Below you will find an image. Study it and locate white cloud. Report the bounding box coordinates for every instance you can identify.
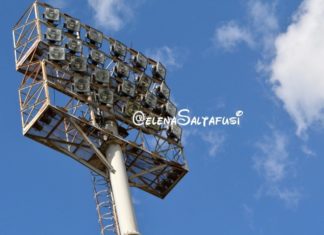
[270,0,324,135]
[145,46,187,69]
[253,130,301,207]
[254,131,289,183]
[183,128,225,157]
[248,0,278,33]
[242,204,255,231]
[301,145,316,157]
[213,0,278,53]
[267,186,302,208]
[87,0,133,31]
[201,131,225,157]
[213,21,254,51]
[248,0,279,54]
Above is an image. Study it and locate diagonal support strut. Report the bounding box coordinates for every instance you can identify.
[69,117,115,173]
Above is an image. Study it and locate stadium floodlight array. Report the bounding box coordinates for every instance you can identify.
[39,5,181,140]
[13,2,188,235]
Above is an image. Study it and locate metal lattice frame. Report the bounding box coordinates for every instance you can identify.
[13,1,188,199]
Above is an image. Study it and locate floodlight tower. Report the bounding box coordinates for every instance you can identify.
[12,1,188,235]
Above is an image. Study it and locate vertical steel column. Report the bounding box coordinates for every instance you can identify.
[105,122,140,235]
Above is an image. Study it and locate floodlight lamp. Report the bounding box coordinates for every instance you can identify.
[164,101,177,117]
[43,7,60,22]
[152,62,166,80]
[48,46,65,61]
[73,75,90,93]
[86,28,103,47]
[167,124,182,142]
[156,82,170,100]
[97,88,114,106]
[64,17,81,33]
[89,49,106,65]
[45,28,63,43]
[118,80,136,97]
[123,101,141,117]
[93,68,110,84]
[66,39,82,53]
[110,40,127,58]
[70,56,87,72]
[143,92,157,109]
[114,62,130,78]
[135,73,151,91]
[132,52,148,69]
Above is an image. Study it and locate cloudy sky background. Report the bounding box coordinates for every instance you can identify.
[1,0,324,234]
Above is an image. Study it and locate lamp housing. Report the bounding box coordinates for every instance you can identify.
[45,28,63,43]
[114,62,130,78]
[156,82,170,100]
[131,52,148,69]
[167,124,182,142]
[118,80,135,97]
[73,75,91,93]
[64,17,81,33]
[93,68,110,84]
[143,92,157,109]
[86,28,103,47]
[70,56,87,72]
[110,40,127,58]
[43,7,60,22]
[89,49,106,65]
[163,101,177,117]
[135,73,151,91]
[97,88,114,106]
[66,39,82,53]
[123,101,141,117]
[48,46,65,61]
[152,62,166,80]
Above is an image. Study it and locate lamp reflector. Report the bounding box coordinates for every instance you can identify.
[168,124,182,141]
[123,101,141,117]
[66,39,82,53]
[93,68,110,84]
[45,28,62,42]
[119,80,135,97]
[44,7,60,22]
[73,75,90,93]
[135,73,152,90]
[89,49,106,65]
[64,17,81,33]
[164,101,177,117]
[143,92,157,108]
[70,56,87,72]
[48,46,65,61]
[156,82,170,99]
[97,88,114,105]
[87,28,103,46]
[114,62,130,78]
[110,40,127,58]
[152,62,166,80]
[132,52,148,69]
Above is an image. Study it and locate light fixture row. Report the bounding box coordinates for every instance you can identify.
[43,7,167,81]
[43,6,181,142]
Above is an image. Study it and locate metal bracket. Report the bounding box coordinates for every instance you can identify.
[69,117,115,173]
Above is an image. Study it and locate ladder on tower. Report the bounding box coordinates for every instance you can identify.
[92,173,121,235]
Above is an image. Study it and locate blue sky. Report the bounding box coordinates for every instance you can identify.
[1,0,324,234]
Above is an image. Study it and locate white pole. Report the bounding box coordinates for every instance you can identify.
[105,123,140,235]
